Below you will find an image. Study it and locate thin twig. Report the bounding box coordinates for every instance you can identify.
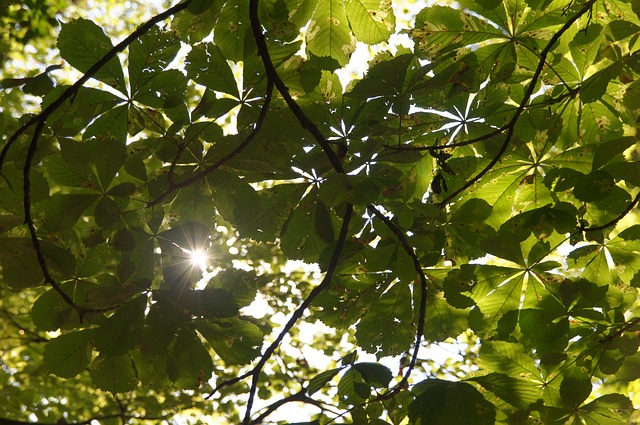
[582,191,640,233]
[205,370,253,400]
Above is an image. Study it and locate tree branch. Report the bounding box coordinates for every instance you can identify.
[366,205,429,396]
[582,191,640,233]
[249,0,345,175]
[147,80,274,207]
[0,0,193,172]
[1,0,194,318]
[242,204,354,424]
[438,0,597,207]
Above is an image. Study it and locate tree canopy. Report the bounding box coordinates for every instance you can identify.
[1,0,640,423]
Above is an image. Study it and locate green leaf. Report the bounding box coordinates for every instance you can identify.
[32,289,73,331]
[206,268,263,307]
[306,0,355,66]
[94,196,120,228]
[57,18,126,91]
[422,297,468,342]
[411,6,508,60]
[44,329,95,378]
[356,281,414,357]
[197,318,262,365]
[94,295,147,355]
[409,380,496,425]
[580,61,623,104]
[166,326,213,389]
[580,394,634,424]
[338,368,370,405]
[132,69,187,109]
[89,354,137,393]
[43,86,120,137]
[353,362,392,388]
[171,5,219,43]
[280,192,329,262]
[41,194,99,231]
[560,376,592,407]
[128,26,181,93]
[307,367,342,395]
[83,104,129,144]
[213,0,249,61]
[469,373,542,409]
[186,43,239,98]
[0,238,45,289]
[345,0,395,45]
[179,288,239,318]
[478,341,541,379]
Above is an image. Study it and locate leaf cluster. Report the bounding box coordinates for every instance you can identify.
[1,0,640,424]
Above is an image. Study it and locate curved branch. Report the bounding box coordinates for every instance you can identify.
[366,205,429,395]
[583,191,640,233]
[147,80,274,207]
[249,389,338,424]
[249,0,344,175]
[0,0,193,172]
[438,0,597,207]
[242,204,354,424]
[205,370,253,400]
[2,0,194,319]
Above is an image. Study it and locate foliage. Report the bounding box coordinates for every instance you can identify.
[1,0,640,424]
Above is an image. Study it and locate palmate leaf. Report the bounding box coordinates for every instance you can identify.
[355,281,414,358]
[345,0,395,45]
[4,0,640,422]
[57,18,126,92]
[447,149,553,230]
[305,0,355,66]
[410,6,509,60]
[44,329,95,378]
[128,26,181,93]
[409,380,496,425]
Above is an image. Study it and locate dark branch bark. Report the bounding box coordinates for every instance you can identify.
[242,204,354,424]
[366,205,429,396]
